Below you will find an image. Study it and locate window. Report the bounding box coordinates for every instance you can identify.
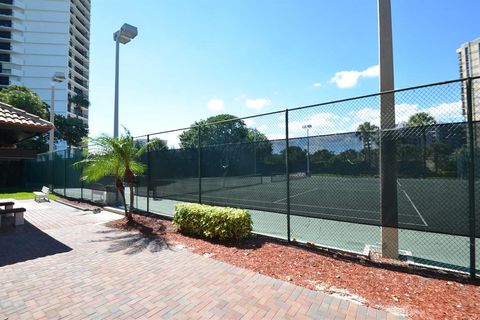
[0,76,9,85]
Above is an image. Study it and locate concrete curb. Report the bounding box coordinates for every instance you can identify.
[103,206,125,216]
[53,199,90,212]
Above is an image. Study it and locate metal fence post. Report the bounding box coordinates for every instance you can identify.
[466,78,476,279]
[198,126,202,204]
[80,165,84,200]
[50,151,54,192]
[285,109,291,242]
[64,149,67,197]
[147,134,150,213]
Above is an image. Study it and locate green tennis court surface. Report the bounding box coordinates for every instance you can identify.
[148,175,475,236]
[55,174,480,275]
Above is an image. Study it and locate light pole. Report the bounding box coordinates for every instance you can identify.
[378,0,398,259]
[302,124,312,176]
[49,72,66,153]
[113,23,138,138]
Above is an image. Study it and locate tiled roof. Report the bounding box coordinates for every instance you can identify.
[0,102,53,132]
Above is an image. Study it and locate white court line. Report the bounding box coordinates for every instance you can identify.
[130,192,428,227]
[401,190,428,227]
[274,187,320,203]
[397,180,428,227]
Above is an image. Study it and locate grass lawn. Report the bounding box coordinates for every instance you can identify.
[0,192,59,201]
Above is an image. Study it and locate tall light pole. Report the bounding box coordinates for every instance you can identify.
[302,124,312,176]
[253,128,257,175]
[378,0,398,259]
[113,23,138,138]
[49,72,66,153]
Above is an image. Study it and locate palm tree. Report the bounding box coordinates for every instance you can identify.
[355,122,379,164]
[74,131,148,221]
[69,94,90,118]
[406,112,437,175]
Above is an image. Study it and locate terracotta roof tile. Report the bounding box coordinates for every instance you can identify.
[0,102,53,132]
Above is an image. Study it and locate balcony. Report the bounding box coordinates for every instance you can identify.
[0,20,24,32]
[0,42,22,54]
[72,65,88,79]
[71,3,89,22]
[72,45,88,59]
[70,15,89,35]
[74,0,90,15]
[72,25,89,41]
[73,76,88,89]
[70,11,89,31]
[73,86,86,96]
[0,67,21,77]
[72,55,88,69]
[0,0,25,9]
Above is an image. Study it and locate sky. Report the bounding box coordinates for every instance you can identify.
[88,0,480,147]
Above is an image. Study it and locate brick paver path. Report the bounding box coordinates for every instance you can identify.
[0,200,403,319]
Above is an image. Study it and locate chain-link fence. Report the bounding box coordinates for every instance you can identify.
[24,77,480,278]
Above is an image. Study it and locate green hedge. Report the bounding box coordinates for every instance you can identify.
[173,203,252,241]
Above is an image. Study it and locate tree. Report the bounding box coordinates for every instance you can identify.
[179,114,268,148]
[406,112,437,175]
[311,149,335,163]
[429,143,451,174]
[54,115,89,153]
[0,85,48,119]
[0,85,50,151]
[134,138,168,152]
[280,146,307,172]
[75,131,152,220]
[355,122,379,164]
[179,114,273,175]
[68,94,90,117]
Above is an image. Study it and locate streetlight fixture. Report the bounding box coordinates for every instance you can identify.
[49,72,66,153]
[113,23,138,138]
[302,124,312,176]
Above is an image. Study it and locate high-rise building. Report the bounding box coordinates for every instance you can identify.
[0,0,90,123]
[457,37,479,121]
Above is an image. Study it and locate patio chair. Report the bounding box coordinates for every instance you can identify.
[0,207,26,227]
[33,186,50,202]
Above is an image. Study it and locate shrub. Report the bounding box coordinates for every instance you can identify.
[173,203,252,241]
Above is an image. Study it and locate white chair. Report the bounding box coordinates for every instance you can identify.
[33,186,50,202]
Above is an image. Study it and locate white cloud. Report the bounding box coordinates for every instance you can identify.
[153,131,181,149]
[243,118,255,127]
[346,100,463,131]
[312,82,322,88]
[266,133,285,140]
[348,108,380,130]
[330,64,379,89]
[207,99,224,111]
[426,101,463,122]
[245,98,271,111]
[282,112,347,137]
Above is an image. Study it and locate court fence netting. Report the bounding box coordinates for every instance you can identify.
[24,77,480,279]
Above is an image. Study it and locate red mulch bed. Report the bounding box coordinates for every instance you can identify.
[106,214,480,320]
[56,197,102,211]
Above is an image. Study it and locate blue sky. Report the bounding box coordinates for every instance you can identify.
[88,0,479,145]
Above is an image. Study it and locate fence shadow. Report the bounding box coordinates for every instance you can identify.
[0,220,72,267]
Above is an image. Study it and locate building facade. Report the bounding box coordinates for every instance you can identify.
[0,0,90,123]
[457,37,480,120]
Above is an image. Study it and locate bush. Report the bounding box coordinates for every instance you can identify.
[173,203,252,241]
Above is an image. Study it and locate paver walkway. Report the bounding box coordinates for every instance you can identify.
[0,200,403,319]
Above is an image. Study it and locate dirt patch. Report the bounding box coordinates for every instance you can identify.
[107,213,480,320]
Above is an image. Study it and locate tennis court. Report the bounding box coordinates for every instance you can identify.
[145,174,473,237]
[50,173,477,274]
